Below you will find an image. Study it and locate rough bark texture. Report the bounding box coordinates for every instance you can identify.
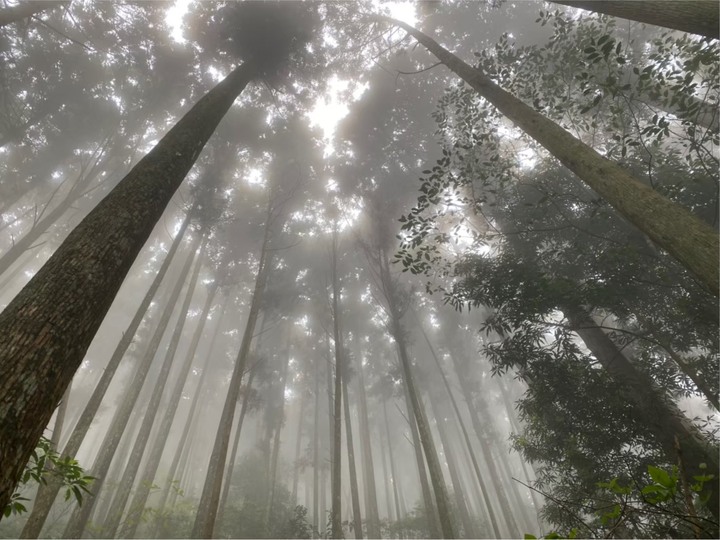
[0,1,68,27]
[119,281,219,539]
[0,61,257,512]
[61,238,201,538]
[566,307,720,521]
[552,0,720,39]
[388,17,719,296]
[191,198,273,538]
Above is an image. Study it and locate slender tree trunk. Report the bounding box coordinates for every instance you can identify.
[330,228,344,539]
[313,356,321,535]
[385,17,719,295]
[291,389,307,506]
[551,0,719,39]
[151,293,230,534]
[354,355,382,539]
[0,60,258,511]
[61,235,202,538]
[120,280,220,538]
[0,1,69,27]
[101,238,207,538]
[216,360,259,529]
[378,427,395,522]
[343,376,363,539]
[400,369,441,538]
[382,400,403,523]
[191,195,274,538]
[565,307,720,520]
[266,340,292,533]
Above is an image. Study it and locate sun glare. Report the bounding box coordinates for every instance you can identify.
[165,0,192,43]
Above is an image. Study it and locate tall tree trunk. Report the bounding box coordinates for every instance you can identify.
[0,60,258,510]
[417,318,502,538]
[120,280,220,538]
[354,354,382,539]
[151,293,230,534]
[330,228,344,539]
[565,307,720,520]
[342,376,363,539]
[551,0,719,39]
[291,389,307,506]
[0,1,69,27]
[382,400,403,523]
[378,427,395,522]
[101,238,207,538]
[313,356,321,535]
[384,17,719,295]
[400,364,441,538]
[61,235,202,538]
[216,360,259,529]
[266,339,292,533]
[191,195,274,538]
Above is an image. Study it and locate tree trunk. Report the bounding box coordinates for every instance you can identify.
[313,356,321,534]
[343,376,363,539]
[354,353,382,539]
[291,389,307,506]
[191,195,273,538]
[551,1,719,39]
[385,17,719,295]
[417,317,502,537]
[151,293,230,535]
[565,307,720,520]
[61,235,202,538]
[0,60,258,512]
[0,1,69,27]
[120,280,220,539]
[330,228,344,539]
[382,400,403,523]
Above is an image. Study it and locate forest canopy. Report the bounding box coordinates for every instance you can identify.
[0,1,717,539]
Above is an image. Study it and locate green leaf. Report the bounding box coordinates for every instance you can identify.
[524,535,537,539]
[648,465,674,488]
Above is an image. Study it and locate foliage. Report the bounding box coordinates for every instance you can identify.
[3,437,93,517]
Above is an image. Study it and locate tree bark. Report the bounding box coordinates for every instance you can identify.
[381,400,403,524]
[313,355,321,534]
[565,307,720,520]
[191,194,273,538]
[330,228,344,539]
[61,235,202,539]
[385,17,719,295]
[0,1,69,28]
[551,1,719,40]
[291,387,307,506]
[343,375,363,539]
[120,280,220,538]
[0,60,257,512]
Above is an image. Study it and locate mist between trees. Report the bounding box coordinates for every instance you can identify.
[0,1,718,539]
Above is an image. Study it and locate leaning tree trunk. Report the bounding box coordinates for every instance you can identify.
[191,199,273,539]
[120,281,220,539]
[565,307,720,521]
[0,60,258,511]
[0,1,69,27]
[384,17,719,296]
[61,236,201,538]
[551,0,719,40]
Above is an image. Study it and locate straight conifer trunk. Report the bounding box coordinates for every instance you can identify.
[0,61,257,511]
[551,0,719,39]
[342,376,363,538]
[120,281,220,539]
[381,401,403,523]
[330,228,344,539]
[192,196,274,538]
[61,236,202,538]
[384,17,719,296]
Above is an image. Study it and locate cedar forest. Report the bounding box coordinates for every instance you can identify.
[0,1,718,539]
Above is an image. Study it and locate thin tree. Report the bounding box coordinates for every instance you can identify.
[550,1,719,40]
[0,3,316,509]
[378,16,719,296]
[342,365,363,538]
[330,225,344,539]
